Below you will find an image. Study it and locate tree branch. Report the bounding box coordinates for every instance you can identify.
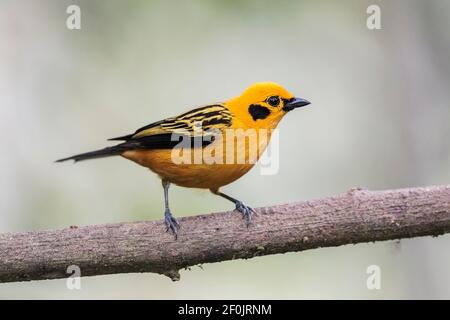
[1,185,450,283]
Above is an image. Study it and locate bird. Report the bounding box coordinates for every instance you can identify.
[56,82,310,237]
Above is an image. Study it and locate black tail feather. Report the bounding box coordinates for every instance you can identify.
[56,132,213,163]
[107,134,133,141]
[55,146,125,163]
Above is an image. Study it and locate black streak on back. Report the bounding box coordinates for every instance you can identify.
[248,104,271,121]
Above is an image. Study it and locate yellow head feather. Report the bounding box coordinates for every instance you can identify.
[225,82,297,129]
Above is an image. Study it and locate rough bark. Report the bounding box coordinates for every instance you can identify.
[0,185,449,283]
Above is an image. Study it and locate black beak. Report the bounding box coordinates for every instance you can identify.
[283,97,311,112]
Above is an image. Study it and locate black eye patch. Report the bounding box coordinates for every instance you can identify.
[248,104,271,121]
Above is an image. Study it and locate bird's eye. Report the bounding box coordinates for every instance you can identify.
[267,96,280,107]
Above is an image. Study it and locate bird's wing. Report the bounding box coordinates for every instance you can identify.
[109,104,233,149]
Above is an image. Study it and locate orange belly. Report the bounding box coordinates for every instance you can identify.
[121,129,272,189]
[122,148,254,189]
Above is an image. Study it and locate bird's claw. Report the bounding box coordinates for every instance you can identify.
[164,210,180,238]
[235,201,255,227]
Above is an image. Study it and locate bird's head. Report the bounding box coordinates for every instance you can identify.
[225,82,310,129]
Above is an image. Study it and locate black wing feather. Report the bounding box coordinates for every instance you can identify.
[57,104,229,162]
[126,133,214,149]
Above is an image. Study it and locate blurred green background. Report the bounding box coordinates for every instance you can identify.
[1,0,450,299]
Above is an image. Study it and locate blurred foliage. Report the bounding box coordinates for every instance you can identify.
[0,0,450,299]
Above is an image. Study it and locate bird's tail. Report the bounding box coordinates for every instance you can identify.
[55,145,127,163]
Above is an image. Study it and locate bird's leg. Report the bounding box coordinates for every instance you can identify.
[162,180,179,237]
[211,189,255,226]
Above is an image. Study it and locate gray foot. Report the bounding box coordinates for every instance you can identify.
[164,210,180,238]
[235,201,255,227]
